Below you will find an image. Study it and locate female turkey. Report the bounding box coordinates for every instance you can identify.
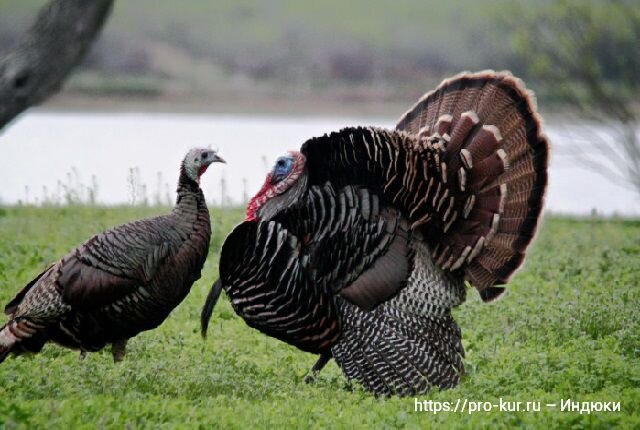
[202,71,549,396]
[0,148,225,363]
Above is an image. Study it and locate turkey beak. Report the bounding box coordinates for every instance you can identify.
[212,153,226,164]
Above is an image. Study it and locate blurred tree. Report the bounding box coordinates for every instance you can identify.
[505,0,640,195]
[0,0,113,132]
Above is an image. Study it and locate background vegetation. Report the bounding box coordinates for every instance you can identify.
[0,206,638,428]
[507,0,640,196]
[0,0,636,111]
[0,0,509,102]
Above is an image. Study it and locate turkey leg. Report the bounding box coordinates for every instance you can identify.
[111,339,128,362]
[303,352,331,384]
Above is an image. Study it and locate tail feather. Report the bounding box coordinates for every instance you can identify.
[397,70,549,299]
[200,279,224,338]
[0,318,49,363]
[0,323,17,363]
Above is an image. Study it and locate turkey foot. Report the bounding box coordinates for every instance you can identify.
[111,339,127,362]
[304,353,331,384]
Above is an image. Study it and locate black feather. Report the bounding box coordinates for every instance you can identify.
[201,279,224,338]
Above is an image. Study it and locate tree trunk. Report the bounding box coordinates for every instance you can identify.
[0,0,114,132]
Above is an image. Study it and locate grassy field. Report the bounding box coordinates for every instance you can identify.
[0,206,638,429]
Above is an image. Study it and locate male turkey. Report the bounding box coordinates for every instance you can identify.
[0,148,225,363]
[202,71,549,396]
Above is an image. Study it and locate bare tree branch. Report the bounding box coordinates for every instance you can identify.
[553,122,640,191]
[566,154,634,190]
[505,1,640,197]
[0,0,114,132]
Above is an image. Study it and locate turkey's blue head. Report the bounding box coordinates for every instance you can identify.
[271,155,294,184]
[246,151,307,221]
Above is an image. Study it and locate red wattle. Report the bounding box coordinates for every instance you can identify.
[246,173,274,221]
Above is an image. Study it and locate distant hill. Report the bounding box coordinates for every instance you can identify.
[0,0,537,111]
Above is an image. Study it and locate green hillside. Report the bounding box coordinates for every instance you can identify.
[0,1,637,114]
[0,0,519,101]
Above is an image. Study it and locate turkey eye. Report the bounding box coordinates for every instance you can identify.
[202,153,209,159]
[277,159,285,167]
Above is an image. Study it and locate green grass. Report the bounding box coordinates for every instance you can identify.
[0,206,638,429]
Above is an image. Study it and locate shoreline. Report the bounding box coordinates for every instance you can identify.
[37,92,573,122]
[41,92,411,118]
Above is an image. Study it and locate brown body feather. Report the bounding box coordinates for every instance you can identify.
[1,167,211,363]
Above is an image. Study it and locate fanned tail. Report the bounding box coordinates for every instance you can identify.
[396,70,549,300]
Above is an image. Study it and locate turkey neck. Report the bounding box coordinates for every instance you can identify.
[173,166,209,223]
[257,171,309,221]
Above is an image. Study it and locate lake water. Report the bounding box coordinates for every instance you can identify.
[0,111,639,216]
